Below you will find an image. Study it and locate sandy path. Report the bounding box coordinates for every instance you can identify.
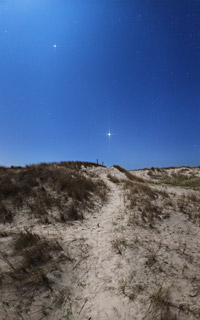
[0,169,135,320]
[70,175,132,320]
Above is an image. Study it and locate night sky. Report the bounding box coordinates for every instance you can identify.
[0,0,199,169]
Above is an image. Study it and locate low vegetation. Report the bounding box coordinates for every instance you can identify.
[113,165,145,183]
[147,287,176,320]
[146,167,200,190]
[0,161,108,225]
[107,174,120,184]
[176,193,200,223]
[123,181,170,228]
[163,174,200,189]
[0,229,73,319]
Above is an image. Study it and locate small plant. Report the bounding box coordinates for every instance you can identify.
[111,237,127,255]
[0,204,14,224]
[60,203,82,222]
[148,287,175,319]
[146,251,158,267]
[21,269,52,292]
[119,279,145,301]
[14,231,62,271]
[119,279,127,295]
[64,310,73,319]
[14,230,40,251]
[188,192,199,202]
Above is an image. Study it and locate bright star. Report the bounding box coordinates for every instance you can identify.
[53,44,57,48]
[107,131,112,138]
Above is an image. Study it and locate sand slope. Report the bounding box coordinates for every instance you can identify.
[0,165,200,319]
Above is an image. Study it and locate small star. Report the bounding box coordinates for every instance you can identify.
[53,44,57,48]
[106,131,112,139]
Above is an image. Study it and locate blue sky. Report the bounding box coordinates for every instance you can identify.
[0,0,199,169]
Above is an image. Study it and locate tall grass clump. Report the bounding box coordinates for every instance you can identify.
[113,165,144,183]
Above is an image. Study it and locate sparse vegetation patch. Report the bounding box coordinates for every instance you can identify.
[0,162,108,225]
[113,165,145,183]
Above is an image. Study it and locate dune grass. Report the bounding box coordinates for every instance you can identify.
[0,162,108,224]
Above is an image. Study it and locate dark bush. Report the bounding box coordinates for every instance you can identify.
[15,230,40,251]
[60,203,82,222]
[0,204,14,223]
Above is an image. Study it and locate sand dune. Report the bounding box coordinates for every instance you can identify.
[0,163,200,319]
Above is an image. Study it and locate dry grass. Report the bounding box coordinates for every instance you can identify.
[163,174,200,189]
[13,230,63,268]
[0,230,67,302]
[0,162,108,224]
[147,287,177,320]
[120,281,145,301]
[176,193,200,223]
[14,230,40,251]
[187,192,199,202]
[0,226,85,319]
[111,237,127,255]
[146,168,200,190]
[124,178,172,228]
[56,161,106,169]
[60,202,83,222]
[113,165,144,183]
[0,203,15,223]
[107,174,120,184]
[145,250,158,267]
